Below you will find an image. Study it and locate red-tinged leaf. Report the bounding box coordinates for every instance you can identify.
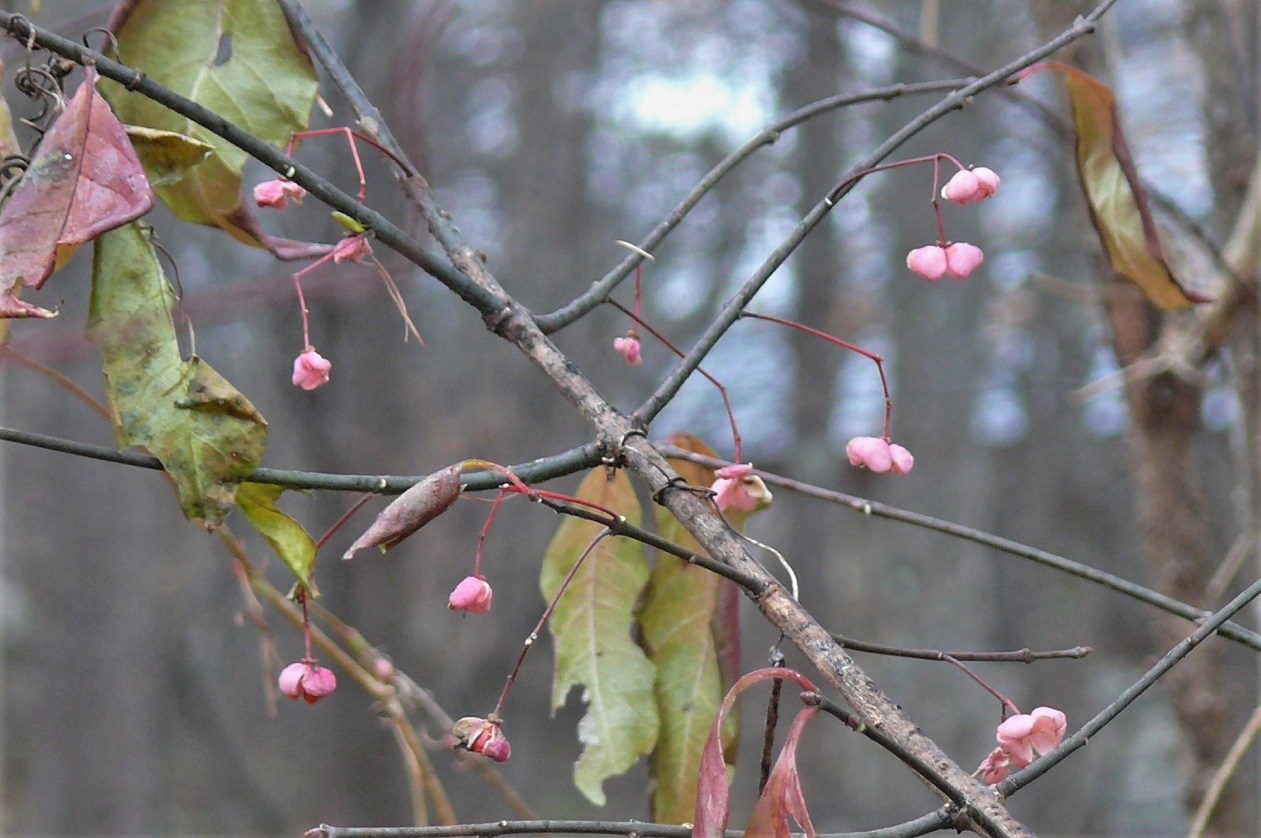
[105,0,324,260]
[744,707,819,838]
[342,464,464,559]
[641,432,741,824]
[693,667,818,838]
[0,67,154,318]
[1027,61,1211,310]
[541,468,657,805]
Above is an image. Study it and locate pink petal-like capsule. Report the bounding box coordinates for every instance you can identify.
[944,242,984,278]
[448,575,494,614]
[941,169,983,204]
[613,335,642,366]
[889,443,914,475]
[906,245,949,281]
[292,348,332,390]
[254,179,306,209]
[1027,706,1067,755]
[997,708,1065,768]
[978,746,1010,784]
[333,234,373,263]
[846,436,892,473]
[971,166,1000,198]
[711,463,773,513]
[278,660,337,704]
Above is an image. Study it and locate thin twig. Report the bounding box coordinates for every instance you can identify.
[634,3,1119,426]
[834,634,1092,663]
[659,443,1261,653]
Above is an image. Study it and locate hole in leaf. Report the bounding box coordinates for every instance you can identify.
[213,33,233,67]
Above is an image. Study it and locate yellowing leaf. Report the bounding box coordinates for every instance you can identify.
[105,0,326,259]
[87,222,266,528]
[237,482,318,594]
[1036,61,1211,310]
[540,468,657,805]
[125,127,214,186]
[640,432,740,824]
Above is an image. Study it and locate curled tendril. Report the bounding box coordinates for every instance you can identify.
[13,64,65,141]
[81,27,119,59]
[0,154,30,208]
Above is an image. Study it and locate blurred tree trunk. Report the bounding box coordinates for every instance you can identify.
[1032,3,1254,833]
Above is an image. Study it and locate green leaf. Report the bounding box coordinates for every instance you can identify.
[639,432,740,824]
[237,482,318,594]
[87,222,267,528]
[104,0,324,258]
[1038,61,1211,310]
[125,127,214,187]
[540,468,657,805]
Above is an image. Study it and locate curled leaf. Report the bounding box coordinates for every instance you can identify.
[693,667,817,838]
[88,222,266,528]
[743,707,819,838]
[124,126,213,186]
[1025,61,1211,310]
[342,464,464,559]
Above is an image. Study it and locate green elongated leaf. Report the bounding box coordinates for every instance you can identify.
[1034,61,1211,310]
[88,222,267,528]
[105,0,325,259]
[640,432,741,824]
[541,468,657,805]
[237,482,317,594]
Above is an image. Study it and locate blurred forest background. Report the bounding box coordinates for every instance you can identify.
[2,0,1258,835]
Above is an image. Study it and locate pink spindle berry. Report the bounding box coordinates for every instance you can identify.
[978,746,1011,784]
[333,234,373,264]
[711,463,773,513]
[846,437,915,475]
[278,660,337,704]
[292,348,332,390]
[846,436,892,473]
[448,575,494,614]
[906,245,949,281]
[614,334,642,366]
[941,167,1000,204]
[996,706,1067,768]
[944,242,984,279]
[452,716,512,762]
[254,179,306,209]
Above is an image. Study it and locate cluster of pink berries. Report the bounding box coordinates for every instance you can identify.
[255,178,382,392]
[977,706,1067,784]
[906,166,1000,282]
[845,437,914,475]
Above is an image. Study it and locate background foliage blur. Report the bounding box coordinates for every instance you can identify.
[2,0,1256,834]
